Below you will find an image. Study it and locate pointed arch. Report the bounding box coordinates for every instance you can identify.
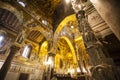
[60,36,77,64]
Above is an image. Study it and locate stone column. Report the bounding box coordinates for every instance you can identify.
[0,45,19,80]
[75,45,84,73]
[90,0,120,40]
[46,53,55,80]
[76,10,107,66]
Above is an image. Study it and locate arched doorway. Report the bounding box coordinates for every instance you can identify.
[55,37,77,75]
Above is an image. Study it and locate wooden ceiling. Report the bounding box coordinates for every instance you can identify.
[27,0,61,16]
[0,8,21,34]
[27,30,44,43]
[25,0,61,21]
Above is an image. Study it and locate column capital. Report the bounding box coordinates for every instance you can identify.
[10,44,20,54]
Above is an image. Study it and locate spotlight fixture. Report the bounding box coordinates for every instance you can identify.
[65,0,71,4]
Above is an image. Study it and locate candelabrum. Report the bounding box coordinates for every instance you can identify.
[71,0,117,80]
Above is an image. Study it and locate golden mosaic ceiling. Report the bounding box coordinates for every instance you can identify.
[57,38,71,55]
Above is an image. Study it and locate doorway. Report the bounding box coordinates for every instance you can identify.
[19,73,29,80]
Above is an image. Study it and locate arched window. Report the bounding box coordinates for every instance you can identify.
[0,30,7,50]
[22,44,32,58]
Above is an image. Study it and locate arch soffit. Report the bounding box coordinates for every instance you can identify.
[54,14,76,39]
[54,14,77,46]
[59,36,77,64]
[39,41,48,58]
